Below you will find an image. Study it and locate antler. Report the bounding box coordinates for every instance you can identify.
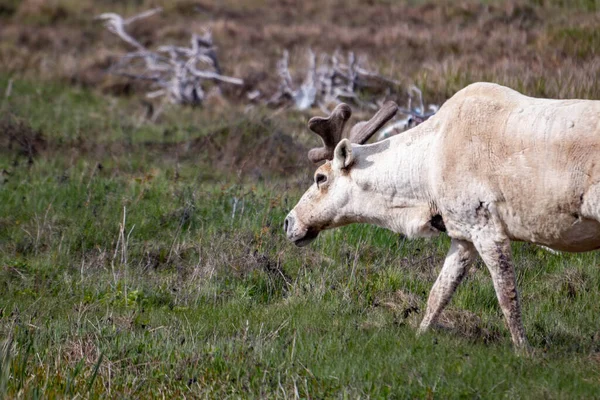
[348,101,398,144]
[307,103,352,163]
[307,101,398,163]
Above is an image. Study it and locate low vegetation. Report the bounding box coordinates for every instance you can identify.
[1,0,600,397]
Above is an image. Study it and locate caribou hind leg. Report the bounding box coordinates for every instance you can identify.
[418,239,476,333]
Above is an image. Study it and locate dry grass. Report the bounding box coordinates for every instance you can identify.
[437,308,503,344]
[1,0,599,104]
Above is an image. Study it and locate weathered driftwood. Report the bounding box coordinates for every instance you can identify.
[269,50,438,138]
[98,10,436,123]
[97,8,243,106]
[268,49,405,113]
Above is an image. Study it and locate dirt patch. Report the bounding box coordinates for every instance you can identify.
[0,114,47,165]
[373,289,423,328]
[549,268,591,299]
[129,117,311,178]
[0,108,310,178]
[194,119,309,177]
[380,289,421,312]
[438,308,502,344]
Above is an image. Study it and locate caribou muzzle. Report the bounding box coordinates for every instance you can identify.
[284,212,319,247]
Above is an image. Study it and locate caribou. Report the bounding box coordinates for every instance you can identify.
[284,82,600,350]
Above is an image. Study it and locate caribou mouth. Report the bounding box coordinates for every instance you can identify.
[292,230,319,247]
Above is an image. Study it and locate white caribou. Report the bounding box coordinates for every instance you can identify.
[284,82,600,350]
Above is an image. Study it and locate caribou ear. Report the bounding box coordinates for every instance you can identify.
[332,139,354,170]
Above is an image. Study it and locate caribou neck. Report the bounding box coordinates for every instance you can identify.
[349,124,439,237]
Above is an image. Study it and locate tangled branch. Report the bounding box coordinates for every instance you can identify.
[97,8,438,132]
[377,85,439,140]
[269,49,403,113]
[97,8,243,106]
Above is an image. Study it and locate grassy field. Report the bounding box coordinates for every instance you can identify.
[2,0,600,398]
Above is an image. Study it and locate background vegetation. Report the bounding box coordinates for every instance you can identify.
[1,0,600,398]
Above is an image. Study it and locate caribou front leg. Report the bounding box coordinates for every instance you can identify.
[473,236,529,351]
[418,239,476,333]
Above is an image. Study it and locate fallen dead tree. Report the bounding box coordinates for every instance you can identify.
[97,8,437,133]
[268,49,438,138]
[97,8,243,106]
[268,49,403,112]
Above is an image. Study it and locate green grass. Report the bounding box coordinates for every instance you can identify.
[551,26,600,60]
[1,75,600,398]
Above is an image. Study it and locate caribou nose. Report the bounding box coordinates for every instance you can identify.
[284,215,294,235]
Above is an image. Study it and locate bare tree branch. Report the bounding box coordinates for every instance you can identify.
[269,49,410,113]
[99,8,243,107]
[378,85,438,140]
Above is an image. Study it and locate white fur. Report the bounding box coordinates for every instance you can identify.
[285,82,600,350]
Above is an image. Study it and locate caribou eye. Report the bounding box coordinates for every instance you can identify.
[315,173,327,187]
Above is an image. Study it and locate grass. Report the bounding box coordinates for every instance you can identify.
[2,0,600,103]
[1,0,600,397]
[1,74,600,398]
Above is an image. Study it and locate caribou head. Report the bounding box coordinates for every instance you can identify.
[284,102,400,246]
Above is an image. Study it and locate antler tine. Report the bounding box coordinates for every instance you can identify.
[348,101,398,144]
[307,103,352,163]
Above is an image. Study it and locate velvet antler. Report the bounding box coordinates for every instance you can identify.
[348,101,398,144]
[307,103,352,163]
[307,101,398,163]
